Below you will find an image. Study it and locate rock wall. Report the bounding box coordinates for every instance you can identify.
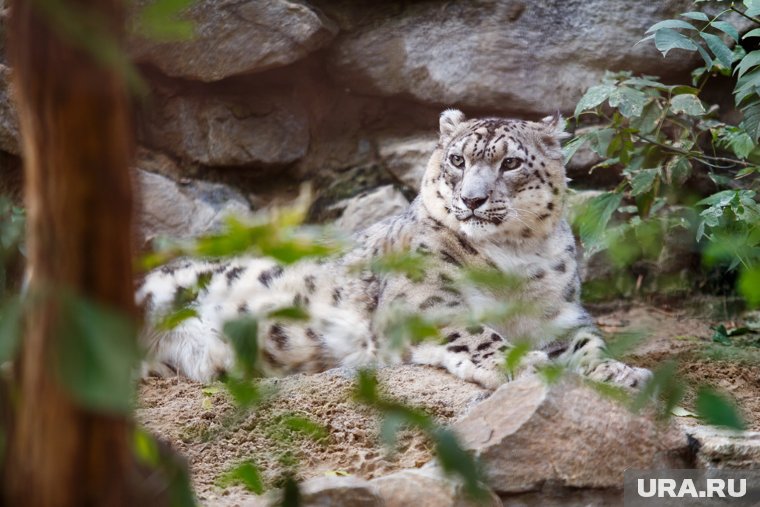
[0,0,711,273]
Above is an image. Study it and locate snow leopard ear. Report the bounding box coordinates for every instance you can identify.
[539,111,571,142]
[439,109,465,140]
[534,111,569,160]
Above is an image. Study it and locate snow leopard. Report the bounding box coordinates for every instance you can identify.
[137,109,651,390]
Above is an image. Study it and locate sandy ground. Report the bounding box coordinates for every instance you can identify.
[137,304,760,504]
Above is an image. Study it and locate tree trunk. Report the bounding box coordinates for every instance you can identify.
[4,1,141,505]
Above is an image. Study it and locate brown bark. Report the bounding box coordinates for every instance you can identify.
[4,1,142,505]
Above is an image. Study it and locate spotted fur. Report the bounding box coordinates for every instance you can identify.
[137,110,650,389]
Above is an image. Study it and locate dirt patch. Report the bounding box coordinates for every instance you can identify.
[596,304,760,431]
[136,365,487,504]
[137,304,760,504]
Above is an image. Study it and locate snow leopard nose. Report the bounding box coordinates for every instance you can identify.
[462,195,488,210]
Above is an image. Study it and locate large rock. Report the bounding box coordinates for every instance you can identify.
[297,476,381,507]
[130,0,338,82]
[140,87,309,167]
[377,134,436,192]
[136,151,254,241]
[0,64,19,155]
[686,425,760,469]
[453,374,691,493]
[326,0,700,113]
[371,465,501,507]
[334,185,409,233]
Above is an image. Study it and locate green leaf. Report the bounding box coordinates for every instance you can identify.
[136,0,195,42]
[746,0,760,17]
[576,192,623,255]
[743,28,760,39]
[563,136,588,165]
[57,294,139,414]
[696,45,714,69]
[608,87,649,118]
[655,28,699,57]
[665,157,692,185]
[735,50,760,78]
[729,131,754,159]
[223,318,258,376]
[712,324,732,345]
[370,251,428,282]
[738,265,760,307]
[219,461,265,494]
[701,32,733,68]
[646,19,697,33]
[741,100,760,140]
[632,101,663,135]
[133,428,161,467]
[157,307,199,331]
[587,128,615,157]
[268,306,310,321]
[681,11,709,22]
[574,84,616,116]
[431,428,485,500]
[670,94,706,116]
[710,21,739,42]
[222,375,261,407]
[631,168,660,196]
[695,387,746,430]
[504,341,530,378]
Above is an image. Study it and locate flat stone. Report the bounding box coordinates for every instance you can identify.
[453,374,691,493]
[371,465,501,507]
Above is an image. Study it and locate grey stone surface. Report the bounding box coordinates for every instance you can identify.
[130,0,338,82]
[377,134,437,191]
[334,185,409,233]
[685,424,760,469]
[371,465,501,507]
[453,374,691,493]
[136,151,253,241]
[326,0,700,113]
[141,88,309,167]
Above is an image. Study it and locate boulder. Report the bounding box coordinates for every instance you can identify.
[136,151,253,241]
[140,88,309,167]
[326,0,701,114]
[377,134,436,192]
[371,465,501,507]
[297,476,381,507]
[0,64,19,155]
[130,0,338,82]
[685,424,760,469]
[453,374,691,493]
[334,185,409,233]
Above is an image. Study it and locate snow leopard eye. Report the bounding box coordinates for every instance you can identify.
[501,157,523,172]
[449,154,465,169]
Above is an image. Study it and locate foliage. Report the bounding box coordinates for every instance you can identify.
[568,1,760,305]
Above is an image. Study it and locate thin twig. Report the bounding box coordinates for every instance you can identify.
[730,6,760,26]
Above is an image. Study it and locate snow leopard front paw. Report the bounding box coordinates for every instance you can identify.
[506,350,551,381]
[588,360,652,389]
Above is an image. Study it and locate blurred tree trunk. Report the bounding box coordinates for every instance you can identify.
[4,1,140,505]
